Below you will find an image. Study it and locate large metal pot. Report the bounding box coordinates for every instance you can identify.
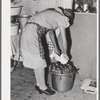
[51,72,76,92]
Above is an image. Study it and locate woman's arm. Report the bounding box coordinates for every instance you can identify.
[59,26,69,61]
[59,26,67,54]
[49,30,60,55]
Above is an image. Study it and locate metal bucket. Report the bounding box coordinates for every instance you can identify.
[11,6,23,16]
[51,72,76,92]
[11,23,19,35]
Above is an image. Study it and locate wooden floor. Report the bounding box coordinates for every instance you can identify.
[11,67,96,100]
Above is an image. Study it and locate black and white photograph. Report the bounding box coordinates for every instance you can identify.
[1,0,99,100]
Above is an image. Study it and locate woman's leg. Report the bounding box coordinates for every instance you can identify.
[34,68,47,90]
[34,67,56,95]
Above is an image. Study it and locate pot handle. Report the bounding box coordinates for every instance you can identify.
[59,76,62,80]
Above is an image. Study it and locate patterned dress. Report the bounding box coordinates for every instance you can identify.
[21,9,70,69]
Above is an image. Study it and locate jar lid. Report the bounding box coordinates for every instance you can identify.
[18,14,32,18]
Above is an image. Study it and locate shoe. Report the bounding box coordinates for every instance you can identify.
[35,85,56,95]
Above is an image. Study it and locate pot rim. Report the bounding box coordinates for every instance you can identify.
[11,23,19,26]
[51,72,76,76]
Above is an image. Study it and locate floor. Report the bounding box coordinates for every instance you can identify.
[11,67,97,100]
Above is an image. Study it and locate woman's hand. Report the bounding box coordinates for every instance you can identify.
[61,54,69,61]
[60,53,69,64]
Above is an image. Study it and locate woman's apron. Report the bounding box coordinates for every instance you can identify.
[21,22,50,69]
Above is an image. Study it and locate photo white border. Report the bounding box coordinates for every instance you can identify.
[2,0,10,100]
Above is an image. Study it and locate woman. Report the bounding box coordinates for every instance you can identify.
[21,8,73,95]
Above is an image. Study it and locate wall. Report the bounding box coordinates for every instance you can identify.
[70,13,97,79]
